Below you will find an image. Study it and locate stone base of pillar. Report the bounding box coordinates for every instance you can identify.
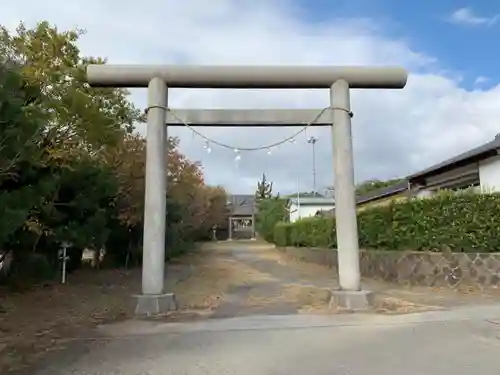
[133,293,178,316]
[329,290,374,311]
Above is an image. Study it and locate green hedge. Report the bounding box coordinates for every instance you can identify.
[274,191,500,252]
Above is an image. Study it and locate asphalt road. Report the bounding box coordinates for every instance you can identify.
[34,304,500,375]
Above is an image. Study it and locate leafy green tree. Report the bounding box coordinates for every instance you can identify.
[0,62,48,248]
[255,173,273,199]
[255,197,288,242]
[0,21,142,154]
[0,61,45,182]
[0,23,138,276]
[0,20,236,281]
[47,158,118,250]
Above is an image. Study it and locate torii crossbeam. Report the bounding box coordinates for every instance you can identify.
[87,65,408,315]
[165,109,332,127]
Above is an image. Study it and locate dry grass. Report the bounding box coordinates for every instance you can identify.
[0,268,141,373]
[250,282,443,315]
[256,247,334,277]
[281,284,331,307]
[242,283,332,313]
[229,247,443,315]
[374,296,443,315]
[259,246,498,312]
[170,253,276,311]
[250,246,291,264]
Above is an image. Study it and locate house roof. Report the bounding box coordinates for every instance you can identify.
[356,179,409,205]
[227,194,255,216]
[318,180,409,217]
[408,136,500,181]
[289,197,335,206]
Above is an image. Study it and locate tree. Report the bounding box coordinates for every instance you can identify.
[255,173,273,199]
[355,178,405,196]
[198,185,229,234]
[255,196,288,242]
[0,62,52,248]
[0,20,234,280]
[0,21,142,275]
[166,138,205,237]
[0,21,142,156]
[0,61,45,182]
[103,133,146,229]
[0,63,114,277]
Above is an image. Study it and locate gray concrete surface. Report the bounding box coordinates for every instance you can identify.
[33,304,500,374]
[330,289,375,310]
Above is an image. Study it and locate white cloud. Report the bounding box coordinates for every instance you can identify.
[447,7,499,27]
[474,76,489,86]
[2,0,500,195]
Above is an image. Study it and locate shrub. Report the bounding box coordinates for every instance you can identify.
[273,191,500,253]
[8,253,56,286]
[255,197,288,242]
[289,216,335,248]
[274,222,292,246]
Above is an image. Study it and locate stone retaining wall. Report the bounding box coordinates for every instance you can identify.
[277,246,500,290]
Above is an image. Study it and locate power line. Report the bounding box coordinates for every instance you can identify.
[167,107,329,152]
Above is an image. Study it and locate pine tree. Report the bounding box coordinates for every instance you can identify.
[255,173,273,199]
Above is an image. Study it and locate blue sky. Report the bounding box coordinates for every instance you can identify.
[297,0,500,89]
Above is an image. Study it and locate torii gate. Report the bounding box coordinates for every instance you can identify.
[86,65,407,315]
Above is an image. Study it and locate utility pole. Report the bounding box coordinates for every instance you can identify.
[297,174,301,220]
[307,136,318,195]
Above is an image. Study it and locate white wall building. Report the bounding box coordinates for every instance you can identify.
[409,136,500,196]
[288,197,335,223]
[478,155,500,192]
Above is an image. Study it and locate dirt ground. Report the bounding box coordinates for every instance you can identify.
[1,241,499,373]
[0,268,138,374]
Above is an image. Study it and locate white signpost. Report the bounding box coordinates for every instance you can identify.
[59,242,72,284]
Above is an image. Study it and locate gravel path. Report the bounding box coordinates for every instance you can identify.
[206,241,500,317]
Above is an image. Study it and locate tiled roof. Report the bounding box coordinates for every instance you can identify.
[408,136,500,181]
[227,194,256,216]
[319,180,409,217]
[356,180,409,205]
[289,197,335,205]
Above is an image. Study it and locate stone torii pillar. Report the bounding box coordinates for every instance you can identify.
[86,65,407,314]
